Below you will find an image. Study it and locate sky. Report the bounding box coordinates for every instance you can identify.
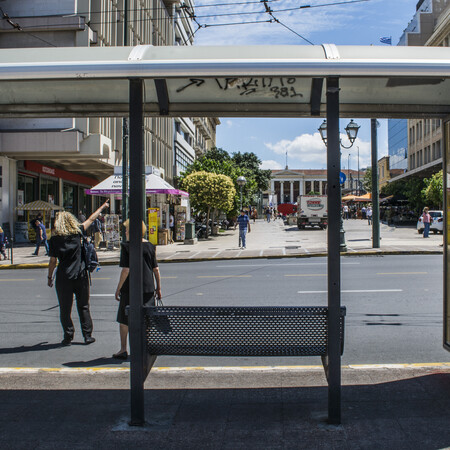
[192,0,419,170]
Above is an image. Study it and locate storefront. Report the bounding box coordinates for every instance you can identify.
[19,161,99,220]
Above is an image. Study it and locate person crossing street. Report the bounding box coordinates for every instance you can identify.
[235,209,251,249]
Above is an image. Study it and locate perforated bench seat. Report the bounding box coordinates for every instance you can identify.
[144,306,346,358]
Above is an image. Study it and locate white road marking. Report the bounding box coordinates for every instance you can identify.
[215,262,360,268]
[297,289,403,294]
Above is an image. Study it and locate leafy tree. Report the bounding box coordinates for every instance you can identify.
[180,171,236,238]
[363,168,372,193]
[422,170,443,209]
[178,147,272,216]
[381,177,426,214]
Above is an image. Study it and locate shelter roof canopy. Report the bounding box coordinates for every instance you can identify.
[1,44,450,118]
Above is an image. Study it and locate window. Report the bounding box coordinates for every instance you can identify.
[314,181,320,193]
[40,178,58,204]
[305,181,311,194]
[18,174,37,204]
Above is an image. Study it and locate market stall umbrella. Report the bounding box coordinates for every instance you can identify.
[85,174,189,197]
[15,200,63,211]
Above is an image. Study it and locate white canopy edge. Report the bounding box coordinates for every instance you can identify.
[0,45,449,80]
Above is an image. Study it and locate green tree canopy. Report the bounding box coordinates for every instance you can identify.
[381,177,426,213]
[422,170,443,209]
[180,171,236,237]
[178,147,272,216]
[363,168,372,193]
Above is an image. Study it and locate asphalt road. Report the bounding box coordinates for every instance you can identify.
[1,254,448,368]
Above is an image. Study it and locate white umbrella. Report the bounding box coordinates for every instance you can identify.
[85,174,189,197]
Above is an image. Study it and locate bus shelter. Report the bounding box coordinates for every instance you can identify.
[0,44,449,425]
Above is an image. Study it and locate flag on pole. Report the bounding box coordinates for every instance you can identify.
[380,36,392,45]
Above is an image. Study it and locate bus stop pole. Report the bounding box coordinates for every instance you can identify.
[129,78,146,426]
[371,118,380,248]
[326,77,342,424]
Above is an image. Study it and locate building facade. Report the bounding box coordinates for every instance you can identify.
[0,0,219,236]
[389,0,449,184]
[268,169,364,206]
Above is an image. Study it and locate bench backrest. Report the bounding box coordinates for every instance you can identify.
[144,306,346,357]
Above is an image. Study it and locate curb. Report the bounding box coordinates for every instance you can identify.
[1,362,450,374]
[0,249,443,270]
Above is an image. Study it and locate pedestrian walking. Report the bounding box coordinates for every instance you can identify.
[343,205,349,220]
[47,199,109,346]
[265,207,271,223]
[0,226,8,260]
[32,220,49,256]
[367,206,373,225]
[113,219,162,359]
[422,207,431,238]
[361,206,367,220]
[235,209,251,249]
[92,214,103,249]
[169,213,175,243]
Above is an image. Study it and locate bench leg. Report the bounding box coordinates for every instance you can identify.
[321,355,329,382]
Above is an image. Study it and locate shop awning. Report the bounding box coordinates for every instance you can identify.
[85,174,189,197]
[1,44,450,119]
[15,200,64,211]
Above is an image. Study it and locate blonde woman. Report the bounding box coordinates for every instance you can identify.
[113,219,162,359]
[47,200,109,346]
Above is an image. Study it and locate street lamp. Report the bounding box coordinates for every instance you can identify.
[318,119,360,252]
[237,176,247,210]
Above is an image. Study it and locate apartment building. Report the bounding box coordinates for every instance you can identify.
[389,0,449,183]
[0,0,219,236]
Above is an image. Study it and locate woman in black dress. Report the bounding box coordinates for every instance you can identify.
[47,200,109,346]
[113,219,162,359]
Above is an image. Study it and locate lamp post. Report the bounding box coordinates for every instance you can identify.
[347,153,350,192]
[237,176,247,210]
[357,145,360,196]
[318,119,360,252]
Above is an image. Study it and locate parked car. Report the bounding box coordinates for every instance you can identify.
[417,210,443,234]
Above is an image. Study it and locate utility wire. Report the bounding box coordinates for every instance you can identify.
[262,0,314,45]
[0,6,57,47]
[10,0,371,27]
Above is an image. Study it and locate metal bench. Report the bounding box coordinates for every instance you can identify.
[143,305,346,377]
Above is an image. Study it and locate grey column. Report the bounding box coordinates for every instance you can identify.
[326,77,342,425]
[371,119,380,248]
[129,78,145,426]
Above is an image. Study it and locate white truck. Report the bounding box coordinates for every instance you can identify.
[297,195,328,230]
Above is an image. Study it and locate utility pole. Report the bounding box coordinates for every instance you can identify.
[121,0,129,241]
[371,119,380,248]
[357,146,360,196]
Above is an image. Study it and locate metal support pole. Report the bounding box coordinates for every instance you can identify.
[122,119,128,241]
[357,146,360,196]
[371,119,380,248]
[326,77,342,425]
[129,78,145,426]
[121,0,129,242]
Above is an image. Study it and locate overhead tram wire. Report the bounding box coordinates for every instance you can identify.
[15,0,372,29]
[262,0,314,45]
[0,6,57,47]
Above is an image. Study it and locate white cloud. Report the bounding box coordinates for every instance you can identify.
[194,0,364,46]
[260,160,283,170]
[265,133,374,169]
[226,120,233,127]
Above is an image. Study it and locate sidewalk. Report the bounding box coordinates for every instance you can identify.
[0,218,443,268]
[1,219,449,448]
[2,364,450,448]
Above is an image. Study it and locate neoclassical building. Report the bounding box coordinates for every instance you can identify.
[267,168,363,205]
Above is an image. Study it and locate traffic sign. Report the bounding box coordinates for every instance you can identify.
[339,172,346,184]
